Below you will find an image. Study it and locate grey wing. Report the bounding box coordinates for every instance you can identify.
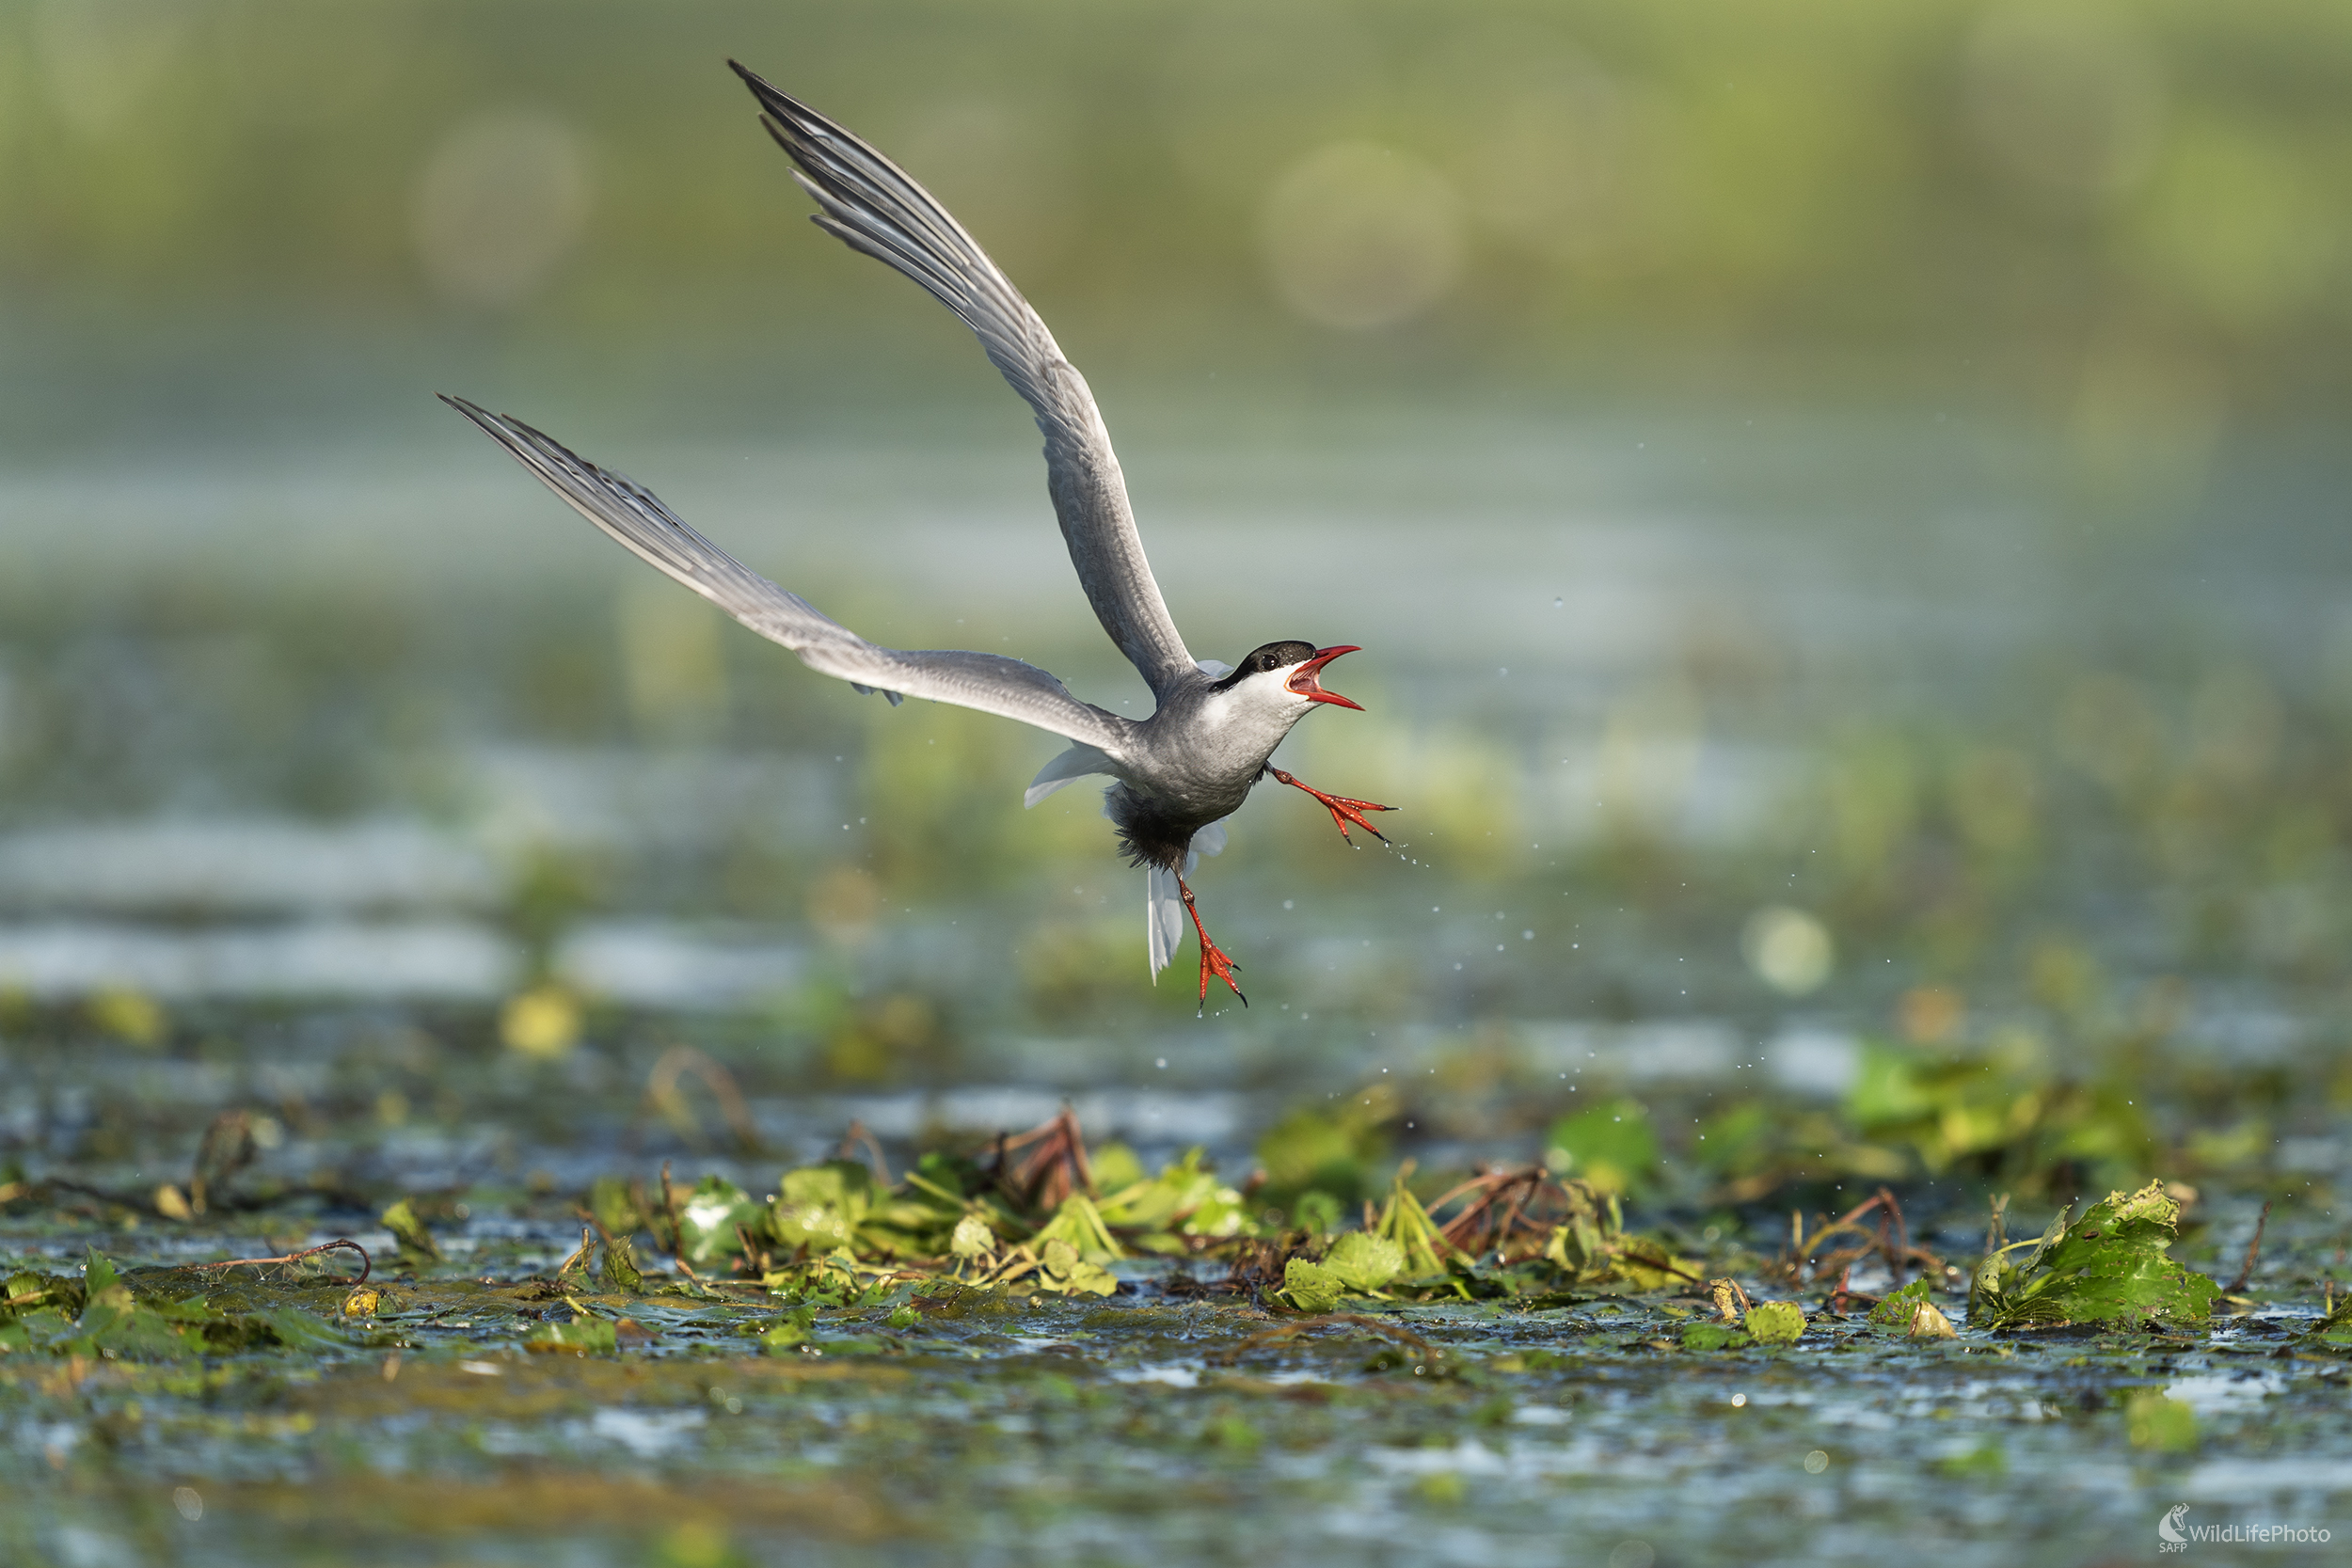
[731,61,1199,704]
[442,397,1132,752]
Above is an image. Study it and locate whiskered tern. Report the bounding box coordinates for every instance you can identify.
[443,60,1393,1006]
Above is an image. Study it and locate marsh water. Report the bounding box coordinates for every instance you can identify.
[5,405,2352,1566]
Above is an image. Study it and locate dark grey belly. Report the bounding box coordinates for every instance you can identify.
[1103,776,1255,870]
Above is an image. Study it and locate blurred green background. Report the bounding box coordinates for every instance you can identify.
[2,0,2350,1191]
[8,0,2351,435]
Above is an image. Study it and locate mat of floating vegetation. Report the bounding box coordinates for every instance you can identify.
[6,1115,2349,1567]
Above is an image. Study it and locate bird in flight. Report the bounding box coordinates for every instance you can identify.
[443,60,1393,1007]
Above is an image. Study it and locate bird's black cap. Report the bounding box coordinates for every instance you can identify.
[1214,641,1319,689]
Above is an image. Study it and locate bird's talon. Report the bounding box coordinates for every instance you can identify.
[1269,768,1396,847]
[1177,872,1247,1006]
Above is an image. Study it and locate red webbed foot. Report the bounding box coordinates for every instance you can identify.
[1268,767,1396,847]
[1177,874,1246,1008]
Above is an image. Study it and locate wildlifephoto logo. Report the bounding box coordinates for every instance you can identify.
[2158,1504,2331,1552]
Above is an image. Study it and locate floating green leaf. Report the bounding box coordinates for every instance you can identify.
[251,1307,350,1352]
[1867,1277,1933,1326]
[1031,1193,1123,1266]
[948,1213,995,1259]
[1279,1259,1344,1313]
[1972,1182,2218,1332]
[766,1163,872,1253]
[676,1176,759,1265]
[1906,1300,1957,1338]
[761,1306,818,1352]
[1538,1181,1701,1291]
[1034,1238,1116,1297]
[1744,1301,1806,1344]
[1681,1322,1750,1351]
[1097,1148,1251,1246]
[1323,1231,1405,1292]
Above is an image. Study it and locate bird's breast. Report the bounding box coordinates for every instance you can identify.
[1121,712,1291,816]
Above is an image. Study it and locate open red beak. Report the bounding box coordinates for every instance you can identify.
[1286,645,1363,710]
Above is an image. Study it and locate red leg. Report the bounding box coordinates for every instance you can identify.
[1268,767,1396,846]
[1177,873,1246,1007]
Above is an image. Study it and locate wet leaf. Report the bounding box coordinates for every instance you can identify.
[602,1234,644,1293]
[82,1249,129,1312]
[252,1307,350,1352]
[1035,1238,1117,1297]
[1096,1148,1249,1240]
[1744,1301,1806,1345]
[1681,1322,1751,1352]
[766,1164,873,1253]
[1279,1259,1345,1314]
[1867,1278,1932,1327]
[1907,1301,1957,1338]
[678,1176,760,1265]
[948,1213,994,1259]
[761,1306,818,1352]
[1323,1231,1405,1292]
[1973,1182,2218,1332]
[1538,1185,1700,1291]
[1031,1193,1124,1265]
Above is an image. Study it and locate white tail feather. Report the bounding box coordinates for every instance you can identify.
[1147,863,1183,978]
[1145,818,1228,980]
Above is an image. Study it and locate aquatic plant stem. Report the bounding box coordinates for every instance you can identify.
[2227,1201,2273,1294]
[192,1238,371,1286]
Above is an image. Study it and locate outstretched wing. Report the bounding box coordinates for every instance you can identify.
[732,61,1199,703]
[444,397,1132,752]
